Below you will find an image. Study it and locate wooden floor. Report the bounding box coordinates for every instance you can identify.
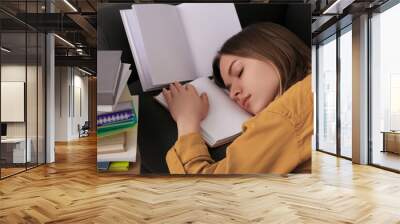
[1,163,46,178]
[0,136,400,223]
[372,150,400,171]
[1,167,26,178]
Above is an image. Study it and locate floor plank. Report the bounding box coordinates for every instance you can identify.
[0,136,399,223]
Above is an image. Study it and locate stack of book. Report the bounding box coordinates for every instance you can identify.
[97,47,140,172]
[97,96,139,172]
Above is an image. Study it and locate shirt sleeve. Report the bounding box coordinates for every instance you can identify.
[166,111,303,174]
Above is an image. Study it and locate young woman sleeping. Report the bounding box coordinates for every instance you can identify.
[162,22,312,174]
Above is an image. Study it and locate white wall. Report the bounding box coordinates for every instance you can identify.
[71,72,89,138]
[55,66,70,141]
[54,67,89,141]
[1,65,26,130]
[1,65,38,138]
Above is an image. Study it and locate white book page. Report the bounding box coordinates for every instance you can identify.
[120,10,152,91]
[155,78,251,145]
[98,133,125,146]
[97,50,122,104]
[113,63,131,108]
[132,4,197,85]
[177,3,242,77]
[191,78,251,142]
[97,123,137,162]
[97,105,113,113]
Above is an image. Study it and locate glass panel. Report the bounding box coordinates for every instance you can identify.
[318,36,337,154]
[27,30,38,169]
[0,1,29,178]
[339,28,352,158]
[312,45,317,151]
[0,1,46,178]
[26,0,39,169]
[1,31,27,177]
[0,29,1,179]
[371,4,400,171]
[38,32,45,165]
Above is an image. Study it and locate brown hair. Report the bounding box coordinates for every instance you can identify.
[213,22,311,92]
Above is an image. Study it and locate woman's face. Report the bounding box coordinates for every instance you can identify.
[219,54,281,115]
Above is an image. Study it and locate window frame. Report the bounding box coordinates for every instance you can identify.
[315,23,353,161]
[367,0,400,173]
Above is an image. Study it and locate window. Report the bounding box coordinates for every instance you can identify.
[370,2,400,171]
[0,1,47,179]
[317,35,337,154]
[339,27,352,158]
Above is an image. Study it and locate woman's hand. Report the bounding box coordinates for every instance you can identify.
[162,82,209,137]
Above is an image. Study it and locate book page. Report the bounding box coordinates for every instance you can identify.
[120,10,152,91]
[154,78,251,145]
[132,4,197,85]
[97,51,122,105]
[113,63,131,108]
[177,3,242,77]
[97,126,137,162]
[98,133,126,146]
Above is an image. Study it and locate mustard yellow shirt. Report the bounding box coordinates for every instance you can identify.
[166,75,313,174]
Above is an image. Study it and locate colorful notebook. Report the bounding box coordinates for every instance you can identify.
[97,162,110,171]
[97,101,137,137]
[97,119,137,137]
[108,161,130,172]
[97,109,135,127]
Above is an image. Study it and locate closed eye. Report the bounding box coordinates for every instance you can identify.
[238,68,243,78]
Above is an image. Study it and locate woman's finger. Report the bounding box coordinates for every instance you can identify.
[169,83,177,96]
[186,84,199,96]
[162,88,172,106]
[201,93,209,106]
[201,93,209,116]
[174,81,184,92]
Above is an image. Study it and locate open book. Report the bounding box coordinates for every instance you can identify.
[120,3,242,91]
[155,77,251,147]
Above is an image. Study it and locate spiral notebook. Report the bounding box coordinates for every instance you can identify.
[97,109,135,127]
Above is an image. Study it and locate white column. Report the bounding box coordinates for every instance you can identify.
[352,14,369,164]
[46,32,55,163]
[45,0,56,163]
